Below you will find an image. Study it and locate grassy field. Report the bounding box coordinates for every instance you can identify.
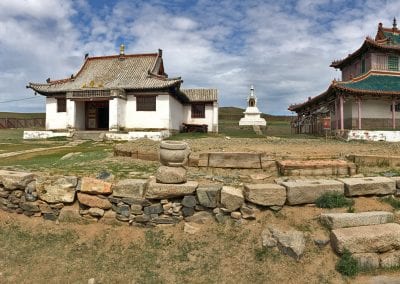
[0,112,45,119]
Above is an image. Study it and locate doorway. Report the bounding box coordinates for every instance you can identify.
[85,101,109,130]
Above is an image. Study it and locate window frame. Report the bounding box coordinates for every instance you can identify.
[136,95,156,111]
[57,98,66,113]
[388,55,399,71]
[191,103,206,118]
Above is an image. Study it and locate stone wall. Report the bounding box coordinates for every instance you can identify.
[0,170,399,225]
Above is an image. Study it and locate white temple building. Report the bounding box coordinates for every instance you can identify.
[239,86,267,126]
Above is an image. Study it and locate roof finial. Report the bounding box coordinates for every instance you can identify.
[250,85,255,97]
[393,17,397,29]
[119,44,125,56]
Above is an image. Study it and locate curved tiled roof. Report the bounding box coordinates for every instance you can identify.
[28,52,182,94]
[180,88,218,102]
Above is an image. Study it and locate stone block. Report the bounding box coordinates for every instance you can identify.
[281,179,344,205]
[330,223,400,254]
[338,177,395,197]
[112,179,147,199]
[181,195,197,208]
[77,192,112,209]
[146,179,198,199]
[243,183,286,206]
[207,152,262,169]
[58,203,82,222]
[155,166,187,184]
[88,207,105,218]
[380,251,400,268]
[36,176,78,204]
[220,186,244,212]
[353,253,380,270]
[390,176,400,189]
[0,170,35,190]
[80,177,112,195]
[196,185,221,208]
[320,211,394,229]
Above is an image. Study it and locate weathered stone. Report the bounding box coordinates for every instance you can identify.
[99,210,119,225]
[184,222,200,234]
[153,216,178,224]
[196,185,221,208]
[36,176,77,204]
[116,214,129,222]
[156,166,187,184]
[0,170,35,190]
[220,186,244,212]
[182,207,195,217]
[379,251,400,268]
[38,202,54,214]
[25,193,37,202]
[184,211,213,224]
[50,203,64,210]
[269,226,305,261]
[134,214,151,223]
[19,201,40,212]
[130,204,143,215]
[112,179,147,198]
[25,181,36,194]
[215,213,227,224]
[80,177,112,195]
[320,211,394,229]
[77,192,112,209]
[230,211,242,219]
[281,179,344,205]
[181,195,197,208]
[13,190,23,198]
[23,210,35,217]
[146,179,198,199]
[314,238,330,249]
[194,204,206,211]
[108,196,122,204]
[240,205,256,220]
[338,177,396,196]
[367,276,400,284]
[88,207,105,218]
[353,253,380,269]
[8,195,20,204]
[244,183,286,206]
[43,212,58,221]
[269,205,282,211]
[261,228,277,247]
[391,176,400,189]
[143,204,163,215]
[330,223,400,254]
[0,189,9,198]
[112,203,131,217]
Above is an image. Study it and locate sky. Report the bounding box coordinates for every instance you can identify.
[1,0,400,115]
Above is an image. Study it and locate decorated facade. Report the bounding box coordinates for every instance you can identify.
[289,19,400,135]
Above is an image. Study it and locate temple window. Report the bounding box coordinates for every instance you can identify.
[136,96,156,111]
[57,98,66,112]
[191,103,205,118]
[249,98,255,107]
[390,103,400,112]
[388,55,399,71]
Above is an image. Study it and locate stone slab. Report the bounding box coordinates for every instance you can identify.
[338,177,396,197]
[220,186,244,212]
[145,179,198,199]
[243,183,286,206]
[112,179,147,199]
[77,192,112,209]
[320,211,394,229]
[36,176,78,204]
[281,179,344,205]
[330,223,400,254]
[200,152,262,169]
[80,177,112,195]
[0,170,35,190]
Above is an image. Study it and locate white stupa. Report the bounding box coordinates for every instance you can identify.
[239,85,267,126]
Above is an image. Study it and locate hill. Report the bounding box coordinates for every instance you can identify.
[219,107,293,122]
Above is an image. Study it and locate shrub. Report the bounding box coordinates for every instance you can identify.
[381,196,400,210]
[336,249,359,276]
[315,192,353,208]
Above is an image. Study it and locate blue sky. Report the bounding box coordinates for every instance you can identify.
[1,0,400,114]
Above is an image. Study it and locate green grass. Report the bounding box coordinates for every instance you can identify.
[0,112,45,119]
[381,196,400,209]
[315,192,354,209]
[336,249,359,277]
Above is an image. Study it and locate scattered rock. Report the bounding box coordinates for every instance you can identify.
[220,186,244,212]
[80,177,112,195]
[215,213,227,224]
[240,205,256,220]
[314,238,330,249]
[261,228,277,247]
[60,152,81,160]
[268,226,306,261]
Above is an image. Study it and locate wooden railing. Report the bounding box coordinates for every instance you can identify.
[0,118,45,129]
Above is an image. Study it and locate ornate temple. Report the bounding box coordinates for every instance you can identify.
[289,19,400,135]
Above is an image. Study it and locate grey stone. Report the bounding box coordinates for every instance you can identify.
[25,181,36,194]
[185,211,213,224]
[314,238,330,249]
[36,176,78,204]
[0,189,9,198]
[243,183,286,206]
[261,228,277,247]
[116,214,129,222]
[23,210,35,217]
[338,177,396,196]
[196,185,221,208]
[108,196,122,204]
[43,212,58,221]
[240,205,256,220]
[19,201,40,213]
[153,216,178,224]
[215,213,227,224]
[281,179,344,205]
[130,204,143,215]
[320,211,394,229]
[112,203,130,217]
[330,223,400,254]
[353,253,380,270]
[220,186,244,212]
[156,166,187,184]
[112,179,147,199]
[25,193,37,202]
[182,207,195,217]
[50,203,64,210]
[143,204,163,215]
[146,179,198,199]
[269,205,283,211]
[0,170,35,190]
[134,214,151,223]
[88,208,105,218]
[181,195,197,208]
[268,226,306,261]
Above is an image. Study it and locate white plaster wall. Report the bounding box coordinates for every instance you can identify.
[343,100,353,120]
[125,95,170,129]
[169,96,184,131]
[350,100,393,119]
[75,101,85,130]
[46,97,67,130]
[183,104,214,131]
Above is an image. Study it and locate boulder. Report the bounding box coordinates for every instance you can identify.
[146,179,197,199]
[88,208,105,218]
[155,166,187,184]
[77,192,112,209]
[220,186,244,212]
[269,226,306,261]
[320,211,394,229]
[36,176,78,204]
[80,177,112,195]
[330,223,400,254]
[338,177,396,197]
[196,185,221,208]
[243,183,286,206]
[112,179,147,199]
[0,170,35,190]
[280,179,344,205]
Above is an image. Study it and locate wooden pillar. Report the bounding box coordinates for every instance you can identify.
[339,95,344,131]
[392,99,396,129]
[335,98,339,130]
[357,97,362,130]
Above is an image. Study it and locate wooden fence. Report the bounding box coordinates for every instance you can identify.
[0,118,45,129]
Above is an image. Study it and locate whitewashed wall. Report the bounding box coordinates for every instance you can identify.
[169,96,184,131]
[75,101,85,130]
[109,98,126,130]
[183,104,215,132]
[46,97,67,130]
[350,99,393,118]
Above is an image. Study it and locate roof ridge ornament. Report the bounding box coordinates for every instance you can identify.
[119,44,125,56]
[393,17,397,30]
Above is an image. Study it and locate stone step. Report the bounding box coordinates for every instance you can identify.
[279,179,344,205]
[338,176,395,197]
[73,131,106,141]
[330,223,400,254]
[320,211,394,229]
